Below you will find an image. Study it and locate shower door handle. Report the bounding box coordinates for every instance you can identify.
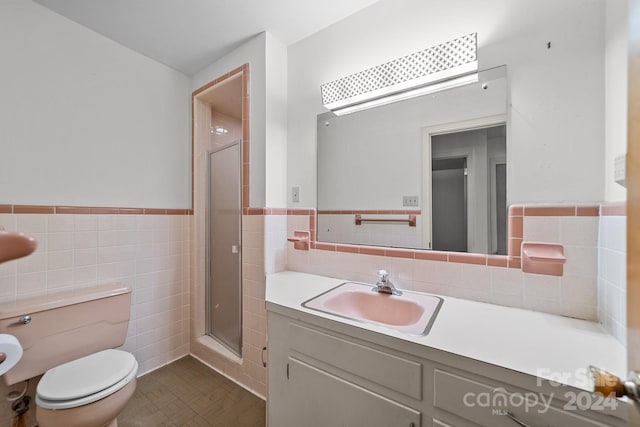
[231,245,240,254]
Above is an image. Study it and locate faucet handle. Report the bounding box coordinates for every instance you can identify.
[376,269,389,281]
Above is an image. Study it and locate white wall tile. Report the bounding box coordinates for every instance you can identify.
[523,217,561,243]
[561,217,599,246]
[1,213,190,381]
[17,215,47,233]
[597,214,627,347]
[48,214,74,232]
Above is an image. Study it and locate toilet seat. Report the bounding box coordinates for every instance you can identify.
[36,349,138,410]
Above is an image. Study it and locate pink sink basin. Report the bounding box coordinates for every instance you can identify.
[0,230,37,264]
[303,282,443,336]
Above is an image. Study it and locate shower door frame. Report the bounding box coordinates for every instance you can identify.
[205,140,243,357]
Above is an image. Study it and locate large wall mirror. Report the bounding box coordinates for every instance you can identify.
[317,66,508,254]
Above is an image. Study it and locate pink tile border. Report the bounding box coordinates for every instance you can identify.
[601,203,626,216]
[317,209,421,215]
[277,204,605,269]
[0,204,192,215]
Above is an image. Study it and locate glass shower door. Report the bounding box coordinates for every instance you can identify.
[206,142,242,356]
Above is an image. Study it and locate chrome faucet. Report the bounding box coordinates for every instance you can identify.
[373,269,401,295]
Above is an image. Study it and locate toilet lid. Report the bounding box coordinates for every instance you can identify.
[37,349,137,404]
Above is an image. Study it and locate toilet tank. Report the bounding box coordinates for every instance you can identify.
[0,284,132,385]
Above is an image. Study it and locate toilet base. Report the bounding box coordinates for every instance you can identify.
[36,377,136,427]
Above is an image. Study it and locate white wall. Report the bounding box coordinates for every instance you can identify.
[192,33,266,207]
[265,33,288,208]
[288,0,606,208]
[604,0,629,202]
[0,0,191,208]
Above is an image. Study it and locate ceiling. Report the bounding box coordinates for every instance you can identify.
[33,0,382,76]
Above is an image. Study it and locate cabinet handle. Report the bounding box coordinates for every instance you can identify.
[261,346,267,368]
[504,410,530,427]
[286,363,290,380]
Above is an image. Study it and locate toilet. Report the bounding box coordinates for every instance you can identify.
[0,284,137,427]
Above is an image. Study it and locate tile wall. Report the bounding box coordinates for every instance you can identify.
[598,204,627,346]
[0,210,190,426]
[285,205,616,321]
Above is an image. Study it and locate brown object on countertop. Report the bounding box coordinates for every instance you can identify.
[590,366,626,398]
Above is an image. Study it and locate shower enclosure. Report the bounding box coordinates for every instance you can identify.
[206,141,242,356]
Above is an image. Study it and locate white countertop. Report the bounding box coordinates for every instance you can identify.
[266,271,627,391]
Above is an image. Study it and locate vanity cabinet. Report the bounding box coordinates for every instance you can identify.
[267,308,627,427]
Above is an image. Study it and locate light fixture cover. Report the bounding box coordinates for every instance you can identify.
[321,33,478,113]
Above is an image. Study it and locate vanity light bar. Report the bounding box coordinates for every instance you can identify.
[321,33,478,114]
[331,73,478,116]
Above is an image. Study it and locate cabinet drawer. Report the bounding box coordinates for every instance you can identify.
[433,369,609,427]
[289,321,422,400]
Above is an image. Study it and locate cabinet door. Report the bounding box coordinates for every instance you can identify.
[276,357,421,427]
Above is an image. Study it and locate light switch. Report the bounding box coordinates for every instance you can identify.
[292,186,300,203]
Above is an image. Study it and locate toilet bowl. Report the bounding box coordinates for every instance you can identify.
[0,284,137,427]
[35,349,138,427]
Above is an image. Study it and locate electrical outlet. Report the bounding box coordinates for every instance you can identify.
[402,195,419,207]
[292,186,300,203]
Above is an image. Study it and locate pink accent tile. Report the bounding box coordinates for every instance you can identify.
[243,185,250,208]
[487,256,509,267]
[243,162,250,185]
[314,242,336,251]
[414,251,448,262]
[336,244,360,254]
[601,203,626,216]
[576,206,599,216]
[384,248,414,259]
[246,208,266,215]
[119,208,144,215]
[524,206,576,216]
[166,209,188,215]
[56,206,92,214]
[359,246,386,256]
[89,207,120,214]
[0,205,12,213]
[509,238,523,257]
[449,253,487,265]
[508,257,522,269]
[143,208,166,215]
[508,216,523,239]
[508,205,523,216]
[14,205,55,214]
